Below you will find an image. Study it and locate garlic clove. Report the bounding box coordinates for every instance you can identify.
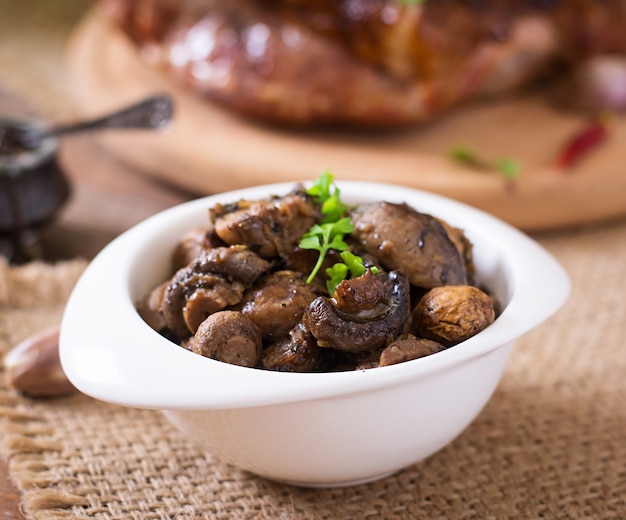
[4,326,77,398]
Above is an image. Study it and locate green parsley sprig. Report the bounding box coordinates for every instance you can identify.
[299,171,378,292]
[299,218,353,285]
[306,168,349,223]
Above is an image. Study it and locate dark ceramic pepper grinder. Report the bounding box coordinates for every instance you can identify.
[0,117,70,264]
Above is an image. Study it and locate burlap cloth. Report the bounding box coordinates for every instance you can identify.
[0,219,624,520]
[0,2,625,518]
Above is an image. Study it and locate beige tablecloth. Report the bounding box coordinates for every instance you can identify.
[1,219,624,519]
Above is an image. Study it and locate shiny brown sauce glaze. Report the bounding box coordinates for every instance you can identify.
[103,0,626,126]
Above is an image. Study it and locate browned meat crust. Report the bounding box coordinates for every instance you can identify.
[100,0,626,127]
[102,0,626,126]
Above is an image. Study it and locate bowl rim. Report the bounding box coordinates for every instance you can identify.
[59,180,570,410]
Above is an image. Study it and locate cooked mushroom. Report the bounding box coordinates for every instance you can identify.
[351,202,468,288]
[332,268,386,314]
[354,349,385,371]
[192,310,262,368]
[161,245,270,337]
[137,280,168,331]
[260,323,322,372]
[241,270,318,340]
[379,336,446,366]
[436,218,476,286]
[172,225,223,270]
[139,177,501,371]
[412,285,496,347]
[191,244,272,285]
[303,270,410,353]
[181,277,248,334]
[163,272,246,337]
[210,189,319,259]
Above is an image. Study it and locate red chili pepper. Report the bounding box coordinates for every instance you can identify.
[555,120,609,170]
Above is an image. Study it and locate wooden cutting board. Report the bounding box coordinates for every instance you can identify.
[65,8,626,232]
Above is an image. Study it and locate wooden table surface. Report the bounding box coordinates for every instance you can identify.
[0,88,192,518]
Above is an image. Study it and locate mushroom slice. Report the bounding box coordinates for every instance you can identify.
[412,285,496,347]
[161,245,270,337]
[261,323,322,372]
[182,278,247,334]
[192,310,262,368]
[351,202,468,288]
[379,336,445,366]
[241,270,318,341]
[163,272,246,337]
[303,270,410,353]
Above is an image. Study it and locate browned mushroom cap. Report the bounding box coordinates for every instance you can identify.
[303,270,410,353]
[412,285,496,347]
[241,270,318,341]
[137,280,168,331]
[379,336,446,367]
[261,323,322,372]
[181,277,247,334]
[436,218,476,286]
[210,189,318,259]
[192,244,271,285]
[161,245,270,337]
[333,268,386,314]
[351,202,467,288]
[172,225,224,270]
[163,272,246,337]
[192,310,262,368]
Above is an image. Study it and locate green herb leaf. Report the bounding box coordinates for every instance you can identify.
[301,171,379,292]
[450,144,521,184]
[299,218,354,284]
[326,217,354,238]
[325,263,349,295]
[495,158,520,181]
[325,251,381,295]
[449,145,483,167]
[306,169,349,223]
[298,234,322,250]
[306,169,334,202]
[340,251,367,278]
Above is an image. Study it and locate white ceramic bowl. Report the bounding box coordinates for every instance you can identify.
[59,181,570,487]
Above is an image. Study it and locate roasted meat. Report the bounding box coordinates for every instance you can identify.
[101,0,626,127]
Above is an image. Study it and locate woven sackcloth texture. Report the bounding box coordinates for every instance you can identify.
[0,221,625,520]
